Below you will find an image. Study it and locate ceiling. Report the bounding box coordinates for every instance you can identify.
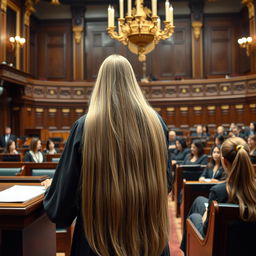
[35,0,243,20]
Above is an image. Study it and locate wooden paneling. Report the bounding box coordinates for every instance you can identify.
[85,23,117,80]
[151,19,192,79]
[238,7,250,74]
[204,15,240,77]
[85,18,191,81]
[1,62,255,135]
[31,20,72,80]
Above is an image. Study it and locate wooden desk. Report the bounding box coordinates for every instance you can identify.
[0,176,48,183]
[0,182,56,256]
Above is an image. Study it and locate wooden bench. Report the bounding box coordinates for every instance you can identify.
[173,165,206,217]
[0,166,25,176]
[22,162,58,176]
[45,153,62,162]
[0,153,22,162]
[181,180,219,232]
[0,176,48,183]
[186,201,256,256]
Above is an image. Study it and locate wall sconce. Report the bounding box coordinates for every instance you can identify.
[51,0,60,5]
[238,36,253,56]
[9,36,26,49]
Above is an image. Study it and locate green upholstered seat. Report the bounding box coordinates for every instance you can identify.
[0,168,22,176]
[31,169,55,178]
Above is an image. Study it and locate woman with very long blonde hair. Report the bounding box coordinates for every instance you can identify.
[43,55,172,256]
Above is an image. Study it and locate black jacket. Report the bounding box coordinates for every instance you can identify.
[182,154,208,165]
[43,114,171,256]
[203,182,228,234]
[200,166,224,180]
[0,134,16,148]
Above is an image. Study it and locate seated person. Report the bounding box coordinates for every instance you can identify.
[24,137,45,162]
[4,139,18,154]
[191,125,209,138]
[248,135,256,156]
[214,134,224,146]
[248,122,256,136]
[199,145,224,182]
[214,125,227,137]
[168,130,176,153]
[2,139,20,161]
[44,139,59,154]
[229,125,246,139]
[182,140,208,165]
[171,138,190,165]
[202,125,210,137]
[180,137,256,254]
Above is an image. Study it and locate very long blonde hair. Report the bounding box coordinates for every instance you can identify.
[82,55,169,256]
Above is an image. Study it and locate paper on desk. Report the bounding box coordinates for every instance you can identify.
[0,185,46,203]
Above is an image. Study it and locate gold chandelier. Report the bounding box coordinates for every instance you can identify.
[107,0,175,62]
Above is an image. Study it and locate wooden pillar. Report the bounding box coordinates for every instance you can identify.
[241,0,256,72]
[0,0,7,64]
[71,5,85,80]
[23,0,37,73]
[189,0,204,79]
[23,10,30,73]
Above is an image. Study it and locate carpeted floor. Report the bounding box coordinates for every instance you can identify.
[168,196,184,256]
[57,195,183,256]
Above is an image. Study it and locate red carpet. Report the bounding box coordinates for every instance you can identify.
[168,198,183,256]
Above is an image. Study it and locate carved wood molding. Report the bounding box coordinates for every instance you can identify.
[1,0,7,12]
[241,0,255,19]
[192,21,203,40]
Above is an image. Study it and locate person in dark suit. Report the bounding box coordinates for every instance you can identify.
[182,140,208,165]
[0,127,16,148]
[42,55,172,256]
[191,125,209,139]
[180,137,256,254]
[244,122,256,138]
[199,144,224,181]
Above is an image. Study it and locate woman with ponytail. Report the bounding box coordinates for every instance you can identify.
[180,137,256,254]
[43,55,171,256]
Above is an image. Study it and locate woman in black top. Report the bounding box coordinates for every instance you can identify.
[214,134,224,146]
[182,139,208,165]
[24,137,45,162]
[180,137,256,254]
[43,139,59,154]
[199,144,224,181]
[171,138,190,165]
[42,55,171,256]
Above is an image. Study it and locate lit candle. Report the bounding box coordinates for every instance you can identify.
[157,18,161,29]
[137,0,140,15]
[120,0,124,19]
[152,0,157,16]
[128,0,132,16]
[165,0,170,21]
[111,7,115,27]
[169,5,173,24]
[108,5,112,27]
